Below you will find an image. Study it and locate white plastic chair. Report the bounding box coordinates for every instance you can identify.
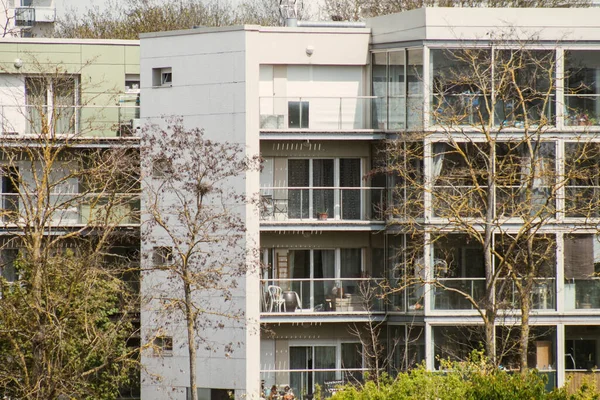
[268,285,286,312]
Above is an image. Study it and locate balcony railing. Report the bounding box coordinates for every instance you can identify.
[433,185,555,218]
[260,278,385,314]
[0,104,140,137]
[260,187,385,222]
[432,185,487,218]
[259,96,381,131]
[388,283,424,312]
[565,186,600,218]
[431,277,555,311]
[0,193,140,225]
[564,279,600,310]
[261,368,366,398]
[431,94,490,126]
[565,95,600,127]
[496,277,555,310]
[15,7,35,26]
[431,278,486,310]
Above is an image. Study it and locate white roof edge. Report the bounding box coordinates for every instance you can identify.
[1,37,139,46]
[257,26,370,34]
[140,25,259,39]
[139,24,370,39]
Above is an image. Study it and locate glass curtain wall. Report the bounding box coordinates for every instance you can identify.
[371,49,423,130]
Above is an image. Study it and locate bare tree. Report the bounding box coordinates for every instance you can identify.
[0,58,141,398]
[382,37,594,371]
[54,0,311,39]
[324,0,591,23]
[141,118,259,400]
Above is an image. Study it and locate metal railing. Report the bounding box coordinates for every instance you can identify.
[0,103,140,137]
[431,278,486,310]
[431,277,555,311]
[0,193,139,225]
[259,187,385,222]
[261,368,367,398]
[432,185,487,218]
[496,277,555,310]
[260,278,385,314]
[259,96,382,131]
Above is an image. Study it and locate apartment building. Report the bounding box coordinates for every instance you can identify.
[140,7,600,399]
[0,38,141,398]
[1,0,57,37]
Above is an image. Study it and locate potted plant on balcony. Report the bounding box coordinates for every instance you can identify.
[317,209,328,220]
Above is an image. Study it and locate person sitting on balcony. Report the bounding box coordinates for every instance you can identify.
[268,385,278,400]
[282,386,295,400]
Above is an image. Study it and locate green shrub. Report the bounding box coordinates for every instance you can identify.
[330,354,600,400]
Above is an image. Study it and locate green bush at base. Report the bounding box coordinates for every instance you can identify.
[328,353,600,400]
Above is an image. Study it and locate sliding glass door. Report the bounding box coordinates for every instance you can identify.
[287,158,361,219]
[290,346,336,396]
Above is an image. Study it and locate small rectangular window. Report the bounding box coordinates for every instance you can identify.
[152,158,172,178]
[0,249,18,282]
[153,336,173,356]
[125,73,140,93]
[152,246,173,266]
[152,67,172,87]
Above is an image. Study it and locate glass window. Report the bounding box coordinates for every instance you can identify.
[288,101,309,128]
[564,142,600,218]
[390,325,425,373]
[0,249,17,282]
[432,142,489,218]
[388,51,406,130]
[430,48,491,126]
[565,50,600,126]
[564,234,600,310]
[25,76,78,135]
[372,53,388,129]
[494,49,555,127]
[290,346,336,396]
[496,141,556,218]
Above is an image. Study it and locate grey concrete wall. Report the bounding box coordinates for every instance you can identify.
[141,28,260,400]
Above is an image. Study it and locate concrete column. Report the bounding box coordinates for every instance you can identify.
[556,323,565,388]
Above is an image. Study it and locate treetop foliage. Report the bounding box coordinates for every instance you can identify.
[55,0,286,39]
[54,0,594,38]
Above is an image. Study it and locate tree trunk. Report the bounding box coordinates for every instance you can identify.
[520,302,530,372]
[184,276,198,400]
[484,141,496,363]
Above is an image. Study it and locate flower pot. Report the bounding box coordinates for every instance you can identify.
[317,212,328,221]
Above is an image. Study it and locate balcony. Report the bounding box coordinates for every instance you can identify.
[260,278,385,315]
[0,193,140,226]
[431,278,486,310]
[15,7,34,26]
[0,104,140,137]
[261,369,365,398]
[259,187,385,223]
[259,96,380,132]
[14,5,55,26]
[429,278,555,311]
[496,277,556,311]
[565,279,600,310]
